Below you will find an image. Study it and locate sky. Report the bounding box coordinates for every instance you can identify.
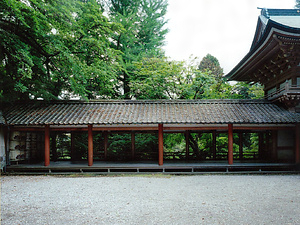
[162,0,297,74]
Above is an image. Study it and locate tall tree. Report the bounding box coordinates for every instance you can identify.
[130,57,185,99]
[109,0,168,98]
[0,0,122,102]
[296,0,300,8]
[198,54,224,80]
[131,56,239,100]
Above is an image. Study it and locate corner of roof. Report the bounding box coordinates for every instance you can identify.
[226,7,300,81]
[259,8,270,18]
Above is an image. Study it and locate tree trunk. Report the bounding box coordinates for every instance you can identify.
[188,133,202,159]
[123,71,130,99]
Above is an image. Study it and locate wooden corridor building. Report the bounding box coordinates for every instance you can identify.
[0,8,300,171]
[1,99,300,168]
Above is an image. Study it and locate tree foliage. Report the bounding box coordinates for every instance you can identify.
[198,54,223,80]
[1,0,122,102]
[130,55,263,100]
[1,1,265,162]
[109,0,168,98]
[296,0,300,8]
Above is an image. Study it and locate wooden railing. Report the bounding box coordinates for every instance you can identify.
[266,83,300,101]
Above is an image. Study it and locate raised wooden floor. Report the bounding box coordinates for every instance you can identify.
[4,161,299,174]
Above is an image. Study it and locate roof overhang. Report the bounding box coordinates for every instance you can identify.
[9,123,296,133]
[226,16,300,84]
[2,99,300,127]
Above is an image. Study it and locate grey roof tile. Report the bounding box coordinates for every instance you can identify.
[2,99,300,126]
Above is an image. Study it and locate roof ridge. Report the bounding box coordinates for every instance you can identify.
[4,99,271,105]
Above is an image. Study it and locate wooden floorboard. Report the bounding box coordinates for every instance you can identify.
[4,161,299,174]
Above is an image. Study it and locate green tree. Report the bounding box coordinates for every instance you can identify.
[130,57,185,99]
[296,0,300,8]
[198,54,224,80]
[232,82,264,99]
[109,0,168,98]
[131,56,241,100]
[0,0,122,102]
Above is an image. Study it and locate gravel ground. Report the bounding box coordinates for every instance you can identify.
[1,174,300,225]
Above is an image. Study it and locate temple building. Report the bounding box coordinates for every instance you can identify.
[227,8,300,111]
[0,8,299,173]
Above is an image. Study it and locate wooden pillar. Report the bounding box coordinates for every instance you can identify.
[71,132,75,161]
[131,132,135,160]
[239,132,243,160]
[44,125,50,166]
[266,131,270,159]
[296,124,300,164]
[88,125,93,166]
[228,124,233,165]
[103,131,108,160]
[212,131,217,160]
[185,131,189,160]
[158,124,164,166]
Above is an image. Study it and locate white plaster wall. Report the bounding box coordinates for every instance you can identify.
[0,127,6,170]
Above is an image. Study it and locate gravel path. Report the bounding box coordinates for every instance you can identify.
[1,174,300,225]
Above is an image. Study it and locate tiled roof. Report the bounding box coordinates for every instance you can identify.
[2,100,300,126]
[262,8,300,18]
[226,8,300,81]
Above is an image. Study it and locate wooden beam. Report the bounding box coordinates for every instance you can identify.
[93,127,158,131]
[11,125,295,133]
[164,126,228,131]
[228,124,233,165]
[296,124,300,164]
[131,132,135,160]
[158,124,164,166]
[232,126,294,131]
[11,127,45,132]
[44,125,50,166]
[88,125,93,166]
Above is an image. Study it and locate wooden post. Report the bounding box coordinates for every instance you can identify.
[228,124,233,165]
[44,125,50,166]
[131,132,135,160]
[158,124,164,166]
[212,131,217,160]
[71,132,75,161]
[88,125,93,166]
[296,124,300,164]
[103,131,108,160]
[239,132,243,160]
[266,131,270,157]
[185,131,189,160]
